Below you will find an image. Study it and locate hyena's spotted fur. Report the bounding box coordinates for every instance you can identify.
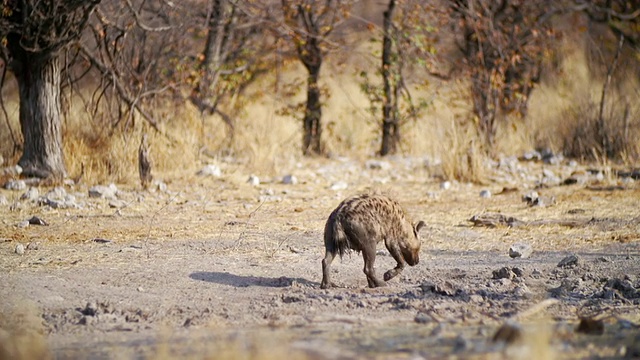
[321,193,425,289]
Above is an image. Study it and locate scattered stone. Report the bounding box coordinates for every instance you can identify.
[557,254,580,268]
[153,180,168,192]
[247,175,260,186]
[603,278,639,299]
[38,188,80,209]
[16,220,29,228]
[512,267,524,277]
[0,194,7,206]
[493,267,516,280]
[1,165,22,176]
[26,242,39,250]
[108,200,126,209]
[420,280,460,297]
[522,190,538,204]
[365,160,391,170]
[20,187,40,201]
[492,321,523,344]
[14,243,25,255]
[453,335,471,352]
[282,174,298,185]
[28,216,48,226]
[531,195,556,207]
[197,164,222,177]
[549,278,580,298]
[329,181,348,191]
[440,181,451,190]
[5,179,26,191]
[89,184,118,199]
[514,284,532,298]
[80,302,99,316]
[469,213,523,227]
[46,187,67,200]
[479,189,491,198]
[93,238,113,244]
[498,156,519,171]
[509,243,533,259]
[576,317,605,335]
[414,312,433,324]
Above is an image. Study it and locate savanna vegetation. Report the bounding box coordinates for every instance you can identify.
[1,0,639,184]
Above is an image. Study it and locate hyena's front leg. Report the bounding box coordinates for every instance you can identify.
[362,243,386,288]
[383,241,406,282]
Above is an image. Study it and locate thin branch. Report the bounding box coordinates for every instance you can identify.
[124,0,178,32]
[78,43,174,142]
[0,63,19,154]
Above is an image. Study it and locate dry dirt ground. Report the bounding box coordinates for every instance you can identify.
[1,156,640,359]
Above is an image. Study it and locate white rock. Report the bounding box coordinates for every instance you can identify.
[46,187,67,200]
[17,221,30,228]
[0,195,7,206]
[20,187,40,201]
[4,180,26,191]
[155,180,168,192]
[440,181,451,190]
[509,243,533,259]
[329,181,348,191]
[247,175,260,186]
[15,243,25,255]
[365,160,391,170]
[479,189,491,198]
[88,184,118,199]
[282,174,298,185]
[197,164,222,177]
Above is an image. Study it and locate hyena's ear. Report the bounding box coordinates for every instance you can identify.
[414,221,426,234]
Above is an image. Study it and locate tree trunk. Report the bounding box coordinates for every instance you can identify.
[303,64,323,155]
[380,0,399,156]
[14,52,67,180]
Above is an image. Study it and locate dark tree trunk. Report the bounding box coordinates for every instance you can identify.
[299,33,323,156]
[380,0,399,156]
[13,52,67,180]
[303,64,323,155]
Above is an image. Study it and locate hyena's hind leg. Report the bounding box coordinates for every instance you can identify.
[321,250,337,289]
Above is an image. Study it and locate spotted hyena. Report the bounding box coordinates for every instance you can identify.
[321,193,426,289]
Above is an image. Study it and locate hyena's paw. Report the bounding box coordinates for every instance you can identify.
[383,269,401,282]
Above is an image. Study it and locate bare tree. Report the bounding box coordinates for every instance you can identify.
[189,0,269,138]
[358,0,438,156]
[379,0,437,156]
[280,0,353,156]
[448,0,556,149]
[0,0,100,180]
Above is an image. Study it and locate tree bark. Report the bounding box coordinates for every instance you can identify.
[380,0,399,156]
[13,52,67,180]
[303,64,323,155]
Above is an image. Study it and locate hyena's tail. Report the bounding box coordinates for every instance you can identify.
[324,211,349,258]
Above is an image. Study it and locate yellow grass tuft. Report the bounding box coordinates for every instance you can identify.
[0,301,52,360]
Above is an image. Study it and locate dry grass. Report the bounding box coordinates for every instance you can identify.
[1,34,639,186]
[0,301,51,360]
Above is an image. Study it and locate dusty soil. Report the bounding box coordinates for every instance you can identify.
[1,156,640,359]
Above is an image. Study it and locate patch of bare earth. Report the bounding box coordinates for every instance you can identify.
[1,157,639,359]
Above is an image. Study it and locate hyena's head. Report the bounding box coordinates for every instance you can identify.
[401,220,426,266]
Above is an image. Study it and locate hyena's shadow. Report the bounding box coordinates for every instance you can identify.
[189,271,317,288]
